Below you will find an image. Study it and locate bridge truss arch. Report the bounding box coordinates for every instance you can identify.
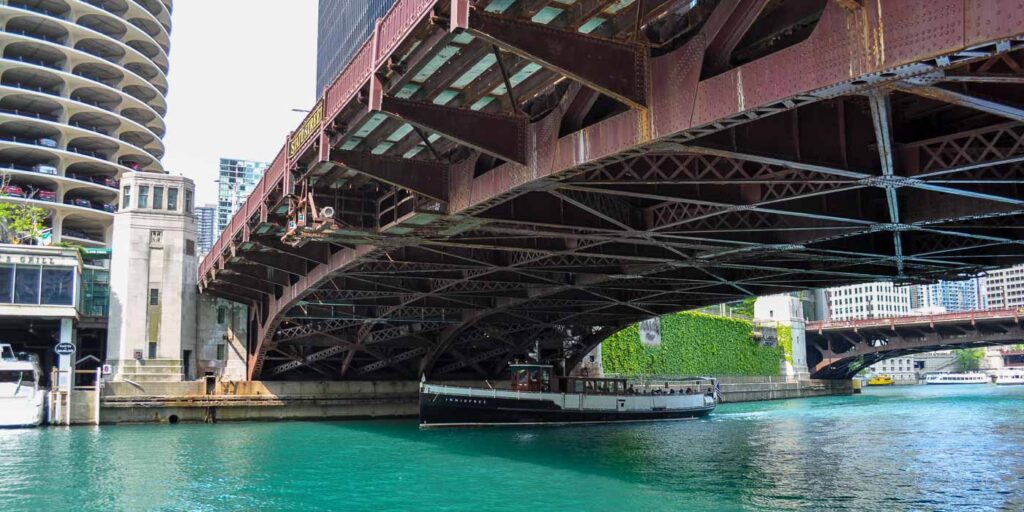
[807,309,1024,379]
[199,0,1024,381]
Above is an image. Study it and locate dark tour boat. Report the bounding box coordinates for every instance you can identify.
[420,363,718,428]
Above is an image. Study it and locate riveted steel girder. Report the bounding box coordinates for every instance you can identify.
[377,95,527,164]
[328,149,449,203]
[451,2,649,109]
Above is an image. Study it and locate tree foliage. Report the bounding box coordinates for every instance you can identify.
[0,203,48,244]
[732,297,757,317]
[601,312,782,376]
[953,348,985,372]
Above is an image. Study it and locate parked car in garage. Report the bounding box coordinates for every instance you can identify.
[2,185,25,198]
[31,164,57,175]
[65,198,92,208]
[91,176,118,188]
[34,190,57,202]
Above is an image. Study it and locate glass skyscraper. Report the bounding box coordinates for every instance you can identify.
[195,205,216,256]
[217,158,269,235]
[910,279,983,313]
[316,0,397,94]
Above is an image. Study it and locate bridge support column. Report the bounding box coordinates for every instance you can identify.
[754,294,810,379]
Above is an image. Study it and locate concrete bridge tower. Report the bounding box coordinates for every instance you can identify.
[106,174,198,382]
[755,294,810,379]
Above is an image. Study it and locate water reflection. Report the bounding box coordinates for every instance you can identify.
[0,385,1021,511]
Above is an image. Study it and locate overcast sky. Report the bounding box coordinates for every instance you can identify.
[161,1,318,206]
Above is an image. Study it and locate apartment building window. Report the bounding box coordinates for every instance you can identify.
[185,190,193,214]
[167,188,179,211]
[153,186,164,209]
[138,186,149,208]
[123,185,131,208]
[149,288,159,306]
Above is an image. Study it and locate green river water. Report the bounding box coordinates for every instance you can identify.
[1,384,1022,511]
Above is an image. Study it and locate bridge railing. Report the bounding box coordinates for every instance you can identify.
[197,0,440,284]
[807,308,1024,332]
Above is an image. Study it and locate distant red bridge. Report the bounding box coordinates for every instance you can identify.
[806,308,1024,378]
[199,0,1024,380]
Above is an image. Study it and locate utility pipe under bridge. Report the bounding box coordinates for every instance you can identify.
[806,309,1024,379]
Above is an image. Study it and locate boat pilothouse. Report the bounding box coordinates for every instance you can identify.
[420,363,718,428]
[0,344,45,427]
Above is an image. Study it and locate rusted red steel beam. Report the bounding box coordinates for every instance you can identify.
[807,308,1024,332]
[195,0,1024,380]
[808,323,1024,378]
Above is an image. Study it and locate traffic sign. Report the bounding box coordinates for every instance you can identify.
[54,342,75,356]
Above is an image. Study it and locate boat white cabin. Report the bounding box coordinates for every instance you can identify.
[0,344,45,427]
[924,372,988,385]
[995,369,1024,385]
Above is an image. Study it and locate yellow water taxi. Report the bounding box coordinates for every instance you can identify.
[867,375,894,386]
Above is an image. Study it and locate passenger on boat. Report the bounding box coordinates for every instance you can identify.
[685,387,693,394]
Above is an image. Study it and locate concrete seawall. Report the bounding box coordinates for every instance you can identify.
[60,377,853,425]
[717,378,853,403]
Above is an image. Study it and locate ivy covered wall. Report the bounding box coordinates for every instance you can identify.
[601,312,782,376]
[778,324,793,364]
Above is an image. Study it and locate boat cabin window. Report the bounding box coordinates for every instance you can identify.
[0,370,34,384]
[0,345,14,360]
[512,365,552,392]
[563,377,627,395]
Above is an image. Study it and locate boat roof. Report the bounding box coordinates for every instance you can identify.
[0,360,38,371]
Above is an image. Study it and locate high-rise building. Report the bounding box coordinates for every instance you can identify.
[983,264,1024,309]
[316,0,397,94]
[216,158,268,234]
[824,282,912,321]
[0,0,173,247]
[0,0,173,369]
[909,279,983,313]
[194,204,215,256]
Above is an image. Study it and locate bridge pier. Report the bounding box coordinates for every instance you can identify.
[754,294,810,379]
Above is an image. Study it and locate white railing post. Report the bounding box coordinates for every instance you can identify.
[94,366,102,426]
[65,377,71,426]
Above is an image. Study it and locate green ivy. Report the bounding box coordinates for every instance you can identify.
[601,312,782,377]
[777,324,793,363]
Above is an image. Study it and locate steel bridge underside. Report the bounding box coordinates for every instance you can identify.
[807,309,1024,378]
[199,0,1024,381]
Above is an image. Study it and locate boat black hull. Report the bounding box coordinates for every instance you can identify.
[419,392,714,428]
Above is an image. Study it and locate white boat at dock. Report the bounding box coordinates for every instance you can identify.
[995,369,1024,385]
[0,344,45,427]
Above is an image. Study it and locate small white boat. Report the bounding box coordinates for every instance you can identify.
[924,372,988,385]
[995,369,1024,385]
[0,344,45,427]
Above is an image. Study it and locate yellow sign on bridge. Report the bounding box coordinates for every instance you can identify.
[288,100,324,159]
